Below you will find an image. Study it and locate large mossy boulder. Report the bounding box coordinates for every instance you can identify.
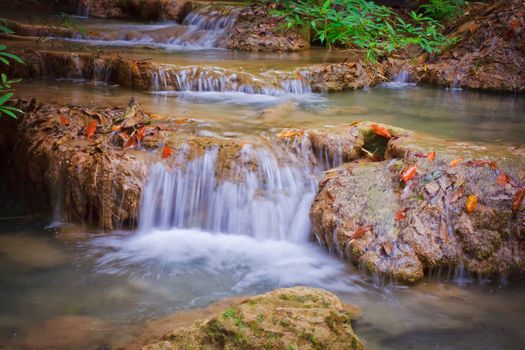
[143,286,363,350]
[311,124,525,282]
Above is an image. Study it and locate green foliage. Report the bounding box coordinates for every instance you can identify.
[0,18,24,119]
[270,0,454,62]
[420,0,466,21]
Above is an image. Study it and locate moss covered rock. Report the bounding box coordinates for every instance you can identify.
[143,286,363,350]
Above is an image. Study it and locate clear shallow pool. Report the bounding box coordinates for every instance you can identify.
[16,79,525,144]
[0,220,524,349]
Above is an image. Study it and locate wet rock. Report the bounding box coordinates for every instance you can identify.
[67,0,194,21]
[222,4,310,52]
[142,286,363,350]
[9,98,283,229]
[311,125,525,282]
[13,49,384,93]
[303,61,386,92]
[411,0,525,93]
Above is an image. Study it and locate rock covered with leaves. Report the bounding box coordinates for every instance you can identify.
[311,123,525,282]
[413,0,525,93]
[221,4,310,52]
[143,286,363,350]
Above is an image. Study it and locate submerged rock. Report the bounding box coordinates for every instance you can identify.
[311,124,525,282]
[143,286,363,350]
[9,315,110,350]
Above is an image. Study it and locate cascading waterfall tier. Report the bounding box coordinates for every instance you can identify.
[65,5,240,50]
[150,65,313,95]
[139,144,319,243]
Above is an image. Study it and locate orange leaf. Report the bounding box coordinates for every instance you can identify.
[162,146,173,159]
[512,188,524,213]
[174,118,189,125]
[496,173,508,186]
[371,123,392,139]
[465,194,478,213]
[449,158,463,167]
[427,151,436,162]
[125,135,137,148]
[395,208,407,221]
[59,115,69,126]
[111,125,121,132]
[85,120,97,139]
[136,126,146,142]
[277,129,304,139]
[351,225,373,240]
[401,165,417,183]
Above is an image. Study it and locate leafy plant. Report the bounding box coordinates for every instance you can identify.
[270,0,453,62]
[0,18,24,119]
[420,0,466,21]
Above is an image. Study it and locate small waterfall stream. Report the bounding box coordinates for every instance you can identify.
[139,145,317,242]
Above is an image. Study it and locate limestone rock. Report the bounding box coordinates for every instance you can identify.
[143,286,363,350]
[311,126,525,282]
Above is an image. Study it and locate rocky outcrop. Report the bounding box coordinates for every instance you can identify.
[222,4,310,52]
[143,286,363,350]
[311,123,525,282]
[411,0,525,93]
[70,0,195,21]
[12,48,385,93]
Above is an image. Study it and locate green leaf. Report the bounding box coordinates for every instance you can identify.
[0,92,13,105]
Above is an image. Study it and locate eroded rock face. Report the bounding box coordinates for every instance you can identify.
[8,99,289,230]
[222,4,310,52]
[311,124,525,282]
[12,49,384,93]
[412,0,525,93]
[143,286,363,350]
[71,0,194,21]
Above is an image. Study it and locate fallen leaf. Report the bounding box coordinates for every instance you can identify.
[427,151,436,162]
[382,241,393,256]
[450,187,465,203]
[395,208,407,221]
[277,129,304,139]
[351,225,373,240]
[124,135,137,148]
[136,126,146,142]
[174,118,189,126]
[59,115,69,126]
[497,173,508,186]
[424,170,442,183]
[512,188,524,213]
[465,194,478,213]
[162,146,173,159]
[449,158,463,167]
[401,165,417,183]
[371,123,392,139]
[350,120,362,126]
[85,121,97,139]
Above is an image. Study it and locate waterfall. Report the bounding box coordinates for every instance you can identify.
[149,66,314,97]
[167,7,239,48]
[383,69,416,88]
[139,145,318,243]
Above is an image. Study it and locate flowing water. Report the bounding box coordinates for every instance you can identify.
[2,7,525,350]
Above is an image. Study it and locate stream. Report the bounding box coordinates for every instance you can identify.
[1,5,525,350]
